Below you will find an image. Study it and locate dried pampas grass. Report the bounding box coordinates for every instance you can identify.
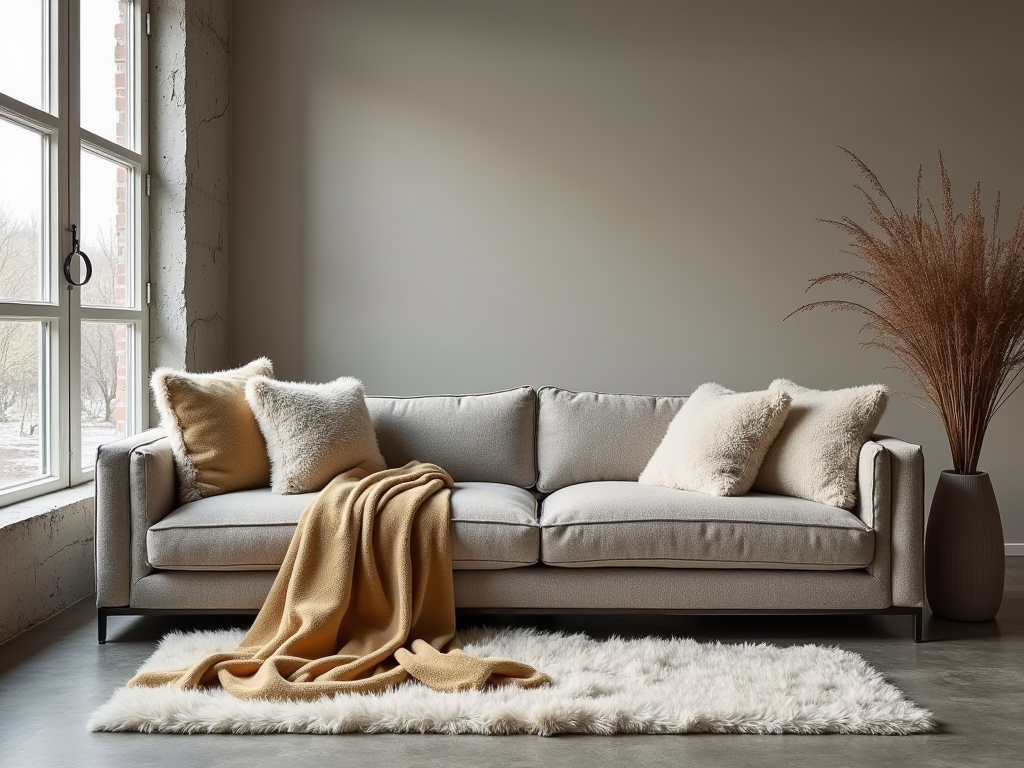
[791,149,1024,474]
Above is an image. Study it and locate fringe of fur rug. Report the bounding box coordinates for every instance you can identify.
[89,627,936,735]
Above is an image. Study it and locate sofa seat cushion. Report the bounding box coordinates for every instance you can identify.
[147,483,539,572]
[148,489,311,571]
[539,482,873,569]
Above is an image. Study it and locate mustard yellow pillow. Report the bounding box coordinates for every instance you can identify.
[151,358,274,502]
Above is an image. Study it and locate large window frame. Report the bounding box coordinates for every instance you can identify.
[0,0,149,506]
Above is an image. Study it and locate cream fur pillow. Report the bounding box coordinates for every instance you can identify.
[639,383,791,496]
[753,379,888,509]
[245,376,386,495]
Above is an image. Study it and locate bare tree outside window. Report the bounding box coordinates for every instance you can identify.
[80,227,121,422]
[0,207,43,488]
[80,222,130,467]
[0,206,41,302]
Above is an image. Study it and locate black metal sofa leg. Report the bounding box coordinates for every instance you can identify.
[913,608,923,643]
[98,608,107,644]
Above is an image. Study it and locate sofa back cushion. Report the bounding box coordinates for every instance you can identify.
[366,387,537,487]
[536,387,687,492]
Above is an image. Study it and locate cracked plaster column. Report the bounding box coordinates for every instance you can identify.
[149,0,230,385]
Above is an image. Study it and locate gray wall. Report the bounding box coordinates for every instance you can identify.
[229,0,1024,544]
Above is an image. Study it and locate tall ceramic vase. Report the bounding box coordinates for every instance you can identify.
[925,470,1004,621]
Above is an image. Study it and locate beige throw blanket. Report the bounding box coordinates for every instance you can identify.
[128,463,549,700]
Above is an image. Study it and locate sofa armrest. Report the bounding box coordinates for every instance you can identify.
[854,441,892,596]
[129,435,177,595]
[854,436,925,608]
[872,435,925,608]
[95,428,172,608]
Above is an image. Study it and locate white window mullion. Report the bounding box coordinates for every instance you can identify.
[0,304,61,319]
[80,130,141,166]
[136,0,149,435]
[77,307,143,323]
[54,0,71,493]
[0,95,61,134]
[66,0,85,485]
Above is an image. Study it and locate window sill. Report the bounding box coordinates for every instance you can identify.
[0,482,95,531]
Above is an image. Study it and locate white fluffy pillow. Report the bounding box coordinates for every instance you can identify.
[753,379,888,509]
[245,376,386,495]
[639,383,791,497]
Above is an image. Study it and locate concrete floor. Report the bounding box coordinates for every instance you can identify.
[1,562,1022,768]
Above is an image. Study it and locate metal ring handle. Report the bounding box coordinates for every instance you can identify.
[63,248,93,287]
[63,224,93,288]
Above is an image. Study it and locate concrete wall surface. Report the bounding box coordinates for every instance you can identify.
[229,0,1024,543]
[0,486,95,644]
[150,0,231,378]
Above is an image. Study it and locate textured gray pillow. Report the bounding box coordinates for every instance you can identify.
[366,387,536,487]
[753,379,888,509]
[245,376,386,495]
[639,383,791,497]
[536,387,687,492]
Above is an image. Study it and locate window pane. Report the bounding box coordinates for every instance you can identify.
[0,119,46,303]
[0,0,47,110]
[0,321,44,490]
[80,0,131,146]
[80,149,131,307]
[81,321,131,469]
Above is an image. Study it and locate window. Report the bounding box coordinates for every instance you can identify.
[0,0,148,505]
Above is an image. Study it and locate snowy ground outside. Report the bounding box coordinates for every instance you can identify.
[0,420,118,489]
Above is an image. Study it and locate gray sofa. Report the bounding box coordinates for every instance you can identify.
[95,386,925,643]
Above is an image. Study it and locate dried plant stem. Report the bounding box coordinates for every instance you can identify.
[790,149,1024,474]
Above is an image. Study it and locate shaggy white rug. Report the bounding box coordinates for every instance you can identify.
[89,628,936,736]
